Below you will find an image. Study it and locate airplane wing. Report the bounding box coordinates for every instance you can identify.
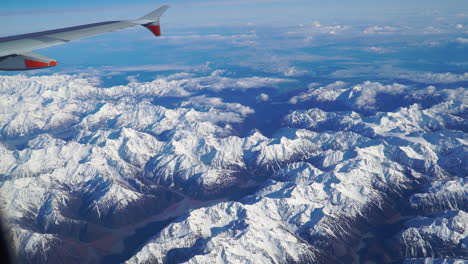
[0,5,169,71]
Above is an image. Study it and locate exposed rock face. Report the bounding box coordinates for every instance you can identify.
[409,179,468,214]
[393,211,467,259]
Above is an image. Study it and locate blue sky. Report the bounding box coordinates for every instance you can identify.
[3,0,467,10]
[0,0,467,89]
[1,0,467,40]
[2,0,467,32]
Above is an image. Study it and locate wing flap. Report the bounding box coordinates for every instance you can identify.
[0,52,57,70]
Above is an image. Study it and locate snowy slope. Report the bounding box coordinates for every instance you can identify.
[0,74,466,263]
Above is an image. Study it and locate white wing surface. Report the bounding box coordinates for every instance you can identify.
[0,5,169,70]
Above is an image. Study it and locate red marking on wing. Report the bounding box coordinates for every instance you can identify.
[49,61,57,66]
[145,25,161,36]
[24,59,49,68]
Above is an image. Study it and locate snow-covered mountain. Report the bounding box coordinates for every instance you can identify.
[0,73,466,263]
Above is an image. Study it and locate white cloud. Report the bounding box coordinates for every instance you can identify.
[181,70,294,91]
[166,72,196,80]
[331,66,381,78]
[179,95,255,124]
[426,41,441,47]
[331,64,468,84]
[289,81,346,104]
[403,72,468,83]
[100,64,196,72]
[312,21,321,28]
[442,87,468,103]
[324,81,347,90]
[56,64,209,80]
[289,97,298,104]
[408,86,468,104]
[455,38,468,44]
[354,81,407,109]
[182,95,254,117]
[188,111,248,124]
[283,67,308,77]
[60,66,292,96]
[288,80,419,110]
[286,21,351,37]
[153,34,258,45]
[235,52,343,77]
[311,22,351,35]
[126,74,140,83]
[257,93,270,102]
[422,26,444,34]
[365,46,391,53]
[456,24,463,29]
[363,26,398,34]
[231,39,258,47]
[426,85,437,94]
